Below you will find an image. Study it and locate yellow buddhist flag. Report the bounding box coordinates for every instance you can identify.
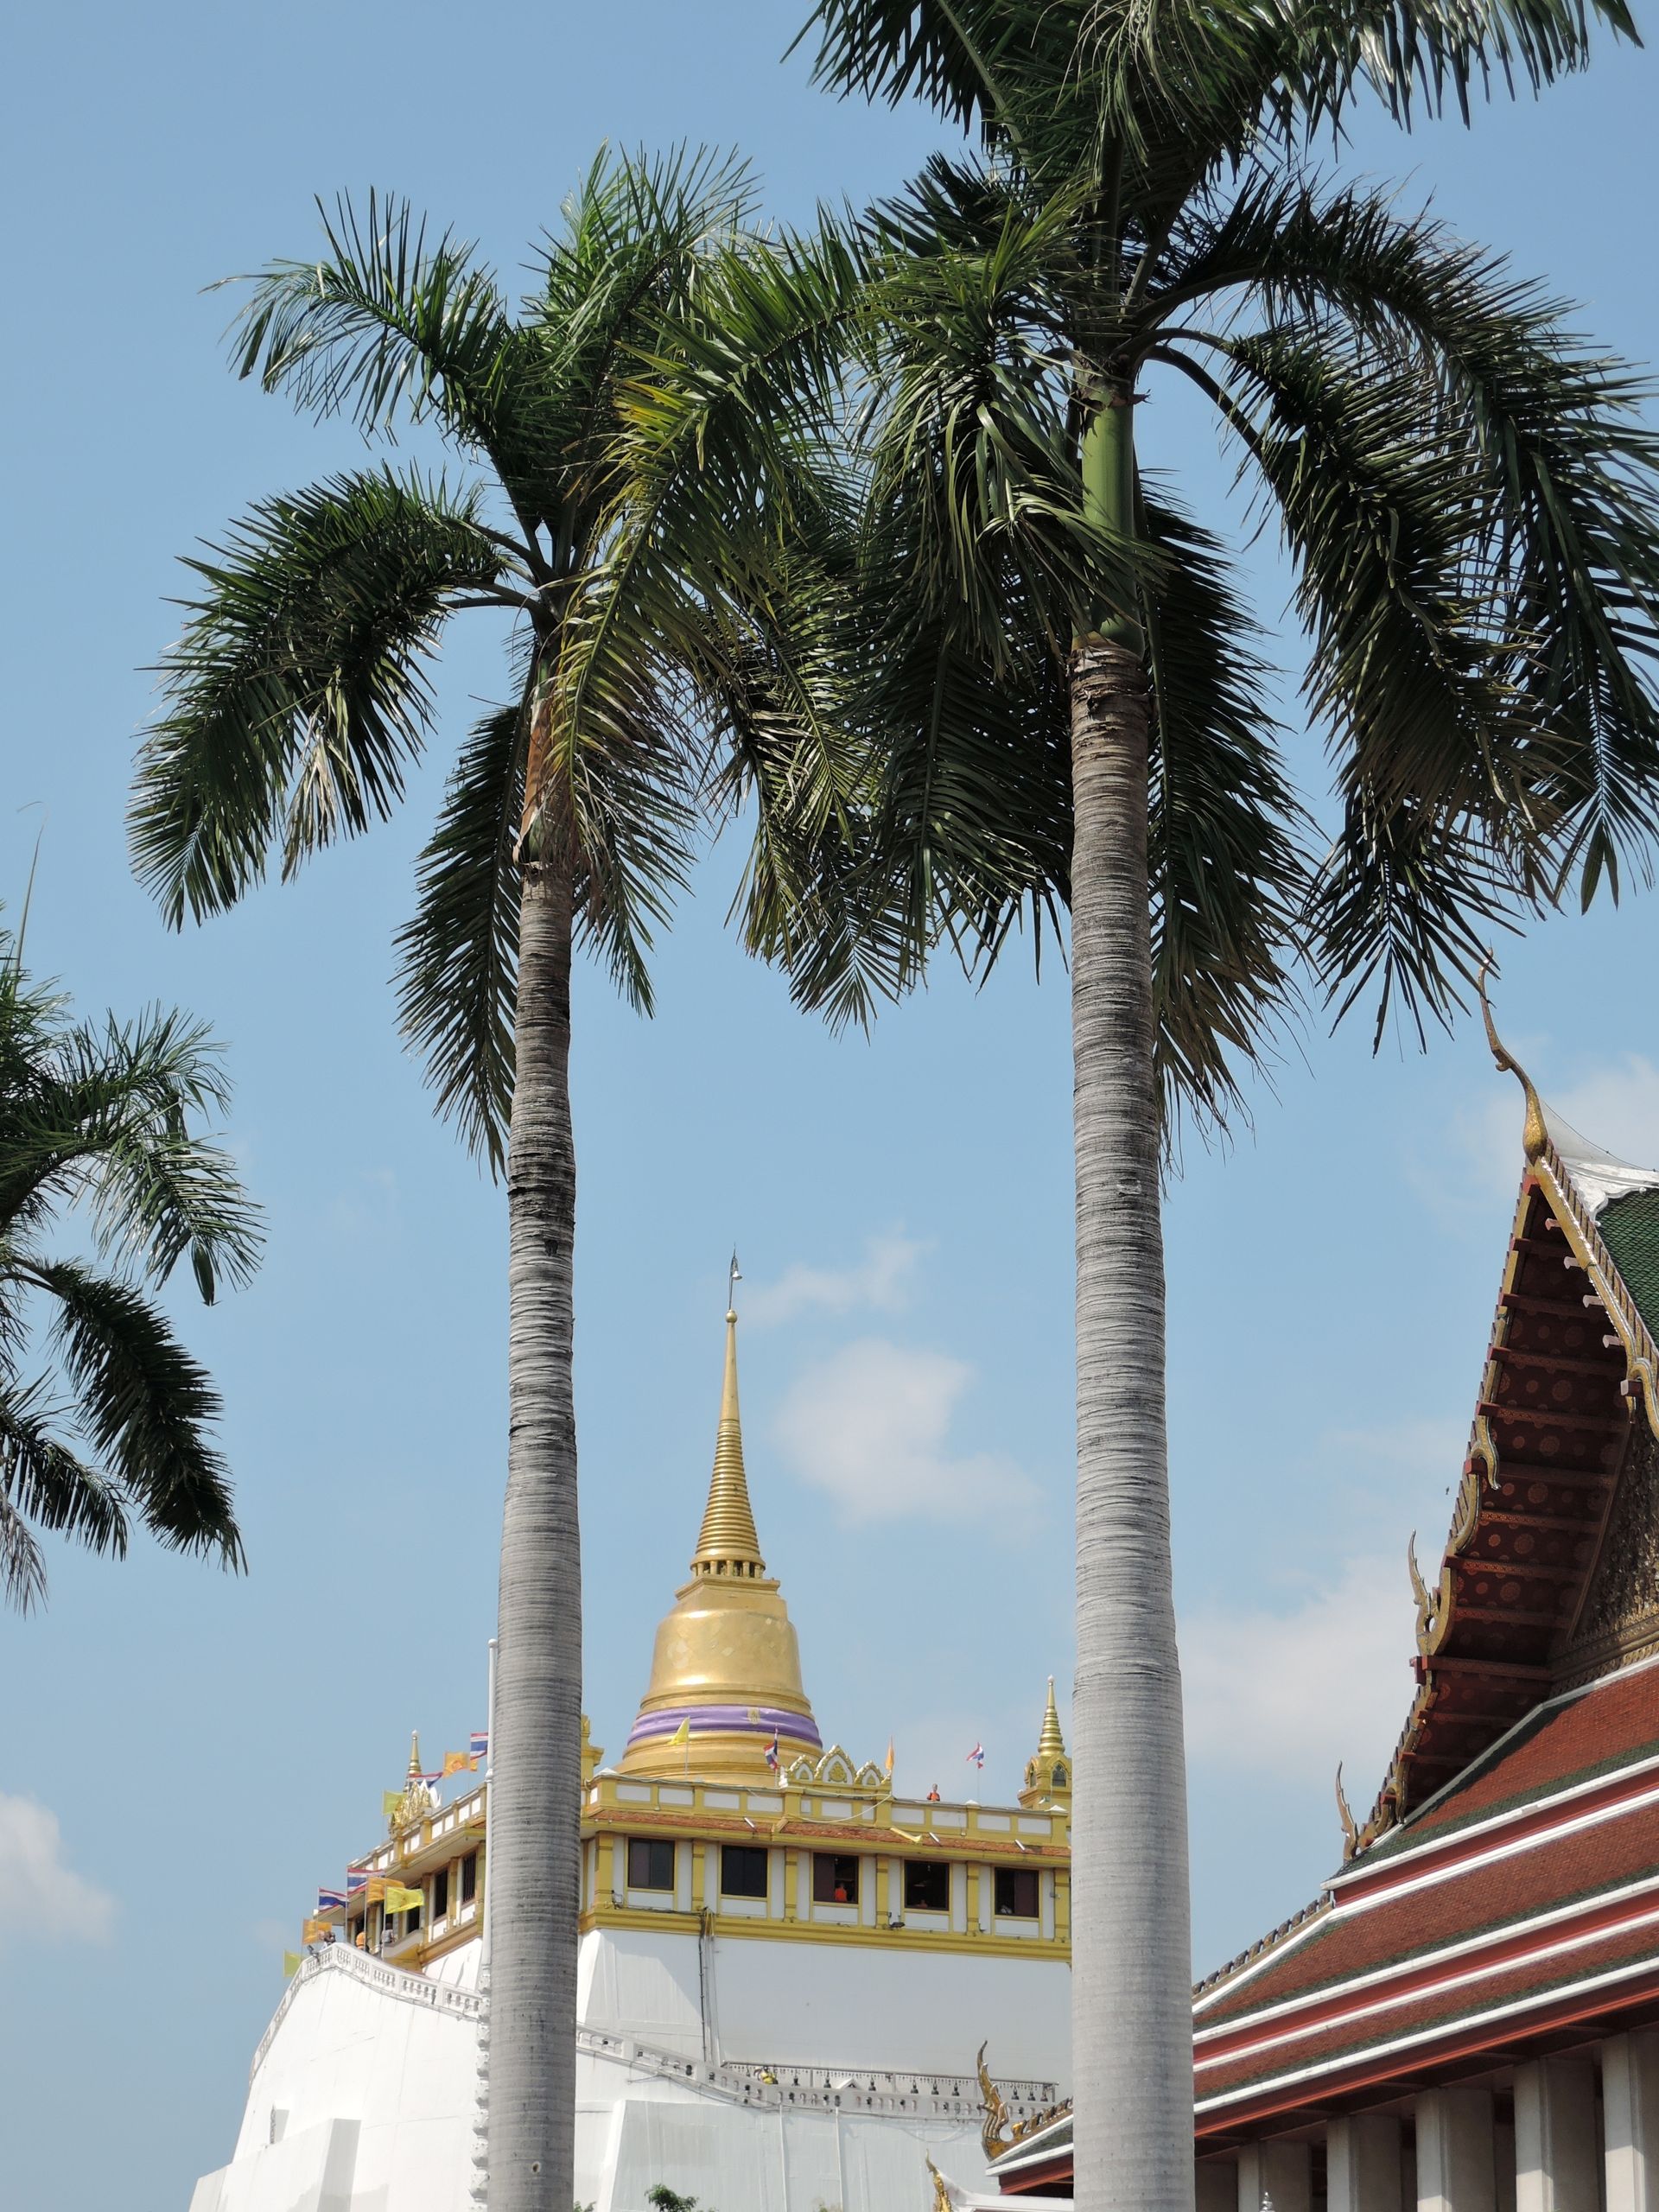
[365,1875,388,1904]
[442,1751,475,1778]
[283,1950,302,1978]
[669,1718,690,1747]
[385,1883,424,1913]
[302,1916,331,1943]
[383,1789,404,1820]
[884,1737,894,1777]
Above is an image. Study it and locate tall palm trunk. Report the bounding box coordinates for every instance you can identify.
[490,852,582,2212]
[1067,633,1193,2212]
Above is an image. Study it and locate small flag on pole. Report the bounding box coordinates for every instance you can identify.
[668,1717,690,1747]
[469,1731,488,1762]
[283,1950,302,1978]
[382,1789,404,1820]
[365,1876,388,1904]
[385,1883,423,1913]
[346,1869,368,1895]
[764,1731,779,1773]
[442,1750,476,1778]
[317,1888,346,1914]
[302,1916,332,1943]
[884,1737,894,1777]
[966,1743,985,1769]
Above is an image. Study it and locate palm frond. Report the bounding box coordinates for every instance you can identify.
[0,1376,129,1564]
[31,1258,242,1570]
[131,467,518,926]
[227,191,515,447]
[395,703,526,1173]
[1140,491,1307,1136]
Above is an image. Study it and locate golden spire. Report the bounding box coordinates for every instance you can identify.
[690,1264,765,1580]
[1020,1677,1071,1808]
[406,1730,423,1781]
[1036,1676,1066,1765]
[619,1263,819,1781]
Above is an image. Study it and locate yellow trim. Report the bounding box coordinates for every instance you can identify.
[580,1901,1067,1963]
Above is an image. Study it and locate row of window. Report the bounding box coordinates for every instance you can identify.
[355,1848,480,1944]
[622,1839,1042,1920]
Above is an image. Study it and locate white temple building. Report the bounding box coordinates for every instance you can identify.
[188,1306,1072,2212]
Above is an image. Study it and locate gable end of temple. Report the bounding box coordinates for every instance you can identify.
[1352,1007,1659,1858]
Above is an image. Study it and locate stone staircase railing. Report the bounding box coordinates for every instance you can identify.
[254,1945,1058,2128]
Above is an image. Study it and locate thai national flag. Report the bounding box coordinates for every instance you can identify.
[317,1888,347,1914]
[764,1732,779,1773]
[470,1731,488,1762]
[346,1869,368,1894]
[966,1743,985,1769]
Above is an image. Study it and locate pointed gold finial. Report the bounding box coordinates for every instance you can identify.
[1020,1676,1071,1807]
[1036,1676,1065,1764]
[407,1729,422,1782]
[690,1254,766,1578]
[1478,952,1548,1161]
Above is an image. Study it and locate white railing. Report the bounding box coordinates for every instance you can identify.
[253,1946,1058,2126]
[252,1944,482,2075]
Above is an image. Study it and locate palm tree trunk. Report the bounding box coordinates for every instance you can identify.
[489,852,582,2212]
[1067,637,1193,2212]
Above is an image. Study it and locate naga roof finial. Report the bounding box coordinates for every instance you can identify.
[1335,1763,1358,1861]
[1477,952,1548,1162]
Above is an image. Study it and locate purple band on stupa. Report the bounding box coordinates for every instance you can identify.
[625,1706,823,1750]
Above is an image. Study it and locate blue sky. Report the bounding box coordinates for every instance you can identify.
[3,7,1658,2208]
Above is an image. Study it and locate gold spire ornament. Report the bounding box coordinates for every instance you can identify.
[619,1270,821,1782]
[1020,1679,1071,1808]
[691,1262,766,1578]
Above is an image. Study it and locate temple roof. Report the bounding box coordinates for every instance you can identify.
[1188,1657,1659,2136]
[1339,998,1659,1858]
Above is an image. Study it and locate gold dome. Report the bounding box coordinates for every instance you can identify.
[620,1300,820,1782]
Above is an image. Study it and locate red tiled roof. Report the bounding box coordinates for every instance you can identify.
[1196,1909,1659,2107]
[1198,1796,1659,2028]
[1366,1665,1659,1859]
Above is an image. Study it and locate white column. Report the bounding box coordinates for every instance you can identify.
[1516,2056,1598,2212]
[1418,2087,1497,2212]
[1605,2031,1659,2212]
[1197,2158,1238,2212]
[1330,2115,1404,2212]
[1494,2113,1516,2212]
[1237,2139,1312,2212]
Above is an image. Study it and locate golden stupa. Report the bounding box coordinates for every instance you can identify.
[619,1292,821,1783]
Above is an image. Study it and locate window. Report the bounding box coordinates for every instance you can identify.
[812,1853,861,1905]
[401,1897,422,1933]
[460,1850,478,1905]
[994,1867,1040,1920]
[904,1860,950,1913]
[626,1838,676,1892]
[430,1867,450,1922]
[721,1845,770,1900]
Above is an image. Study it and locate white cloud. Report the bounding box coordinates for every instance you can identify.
[773,1336,1038,1523]
[1551,1055,1659,1168]
[742,1233,926,1326]
[1426,1052,1659,1215]
[0,1794,115,1945]
[1180,1553,1417,1794]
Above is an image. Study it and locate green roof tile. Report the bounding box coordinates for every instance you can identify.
[1599,1189,1659,1341]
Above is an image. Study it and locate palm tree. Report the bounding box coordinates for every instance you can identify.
[791,6,1659,2207]
[0,915,259,1610]
[128,153,862,2212]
